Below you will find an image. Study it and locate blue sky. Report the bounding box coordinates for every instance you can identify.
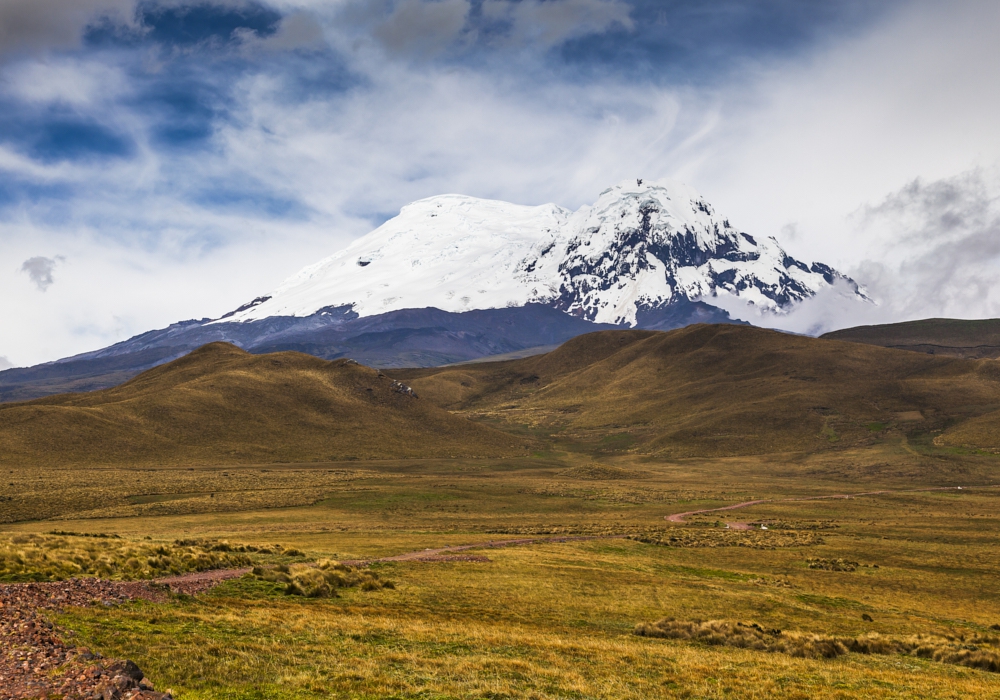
[2,0,1000,366]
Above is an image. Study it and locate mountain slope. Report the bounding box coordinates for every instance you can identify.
[0,343,529,467]
[822,318,1000,359]
[392,325,1000,457]
[0,177,858,402]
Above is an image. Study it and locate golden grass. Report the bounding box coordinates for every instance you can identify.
[51,531,1000,699]
[3,448,994,698]
[0,533,254,582]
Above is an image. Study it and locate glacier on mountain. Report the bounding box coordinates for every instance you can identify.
[220,178,867,327]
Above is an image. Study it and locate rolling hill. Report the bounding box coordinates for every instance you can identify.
[392,325,1000,457]
[821,318,1000,359]
[0,343,529,467]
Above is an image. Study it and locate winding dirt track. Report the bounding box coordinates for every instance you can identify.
[664,486,968,528]
[156,568,251,595]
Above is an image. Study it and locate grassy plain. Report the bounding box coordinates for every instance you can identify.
[5,441,1000,698]
[5,327,1000,698]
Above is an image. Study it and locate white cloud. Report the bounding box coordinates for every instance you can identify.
[681,0,1000,271]
[705,168,1000,335]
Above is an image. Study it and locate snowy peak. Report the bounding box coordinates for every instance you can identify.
[221,178,866,326]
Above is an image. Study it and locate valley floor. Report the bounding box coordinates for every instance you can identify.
[4,443,1000,698]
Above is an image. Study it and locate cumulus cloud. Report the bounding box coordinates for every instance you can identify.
[0,0,137,58]
[851,170,1000,319]
[0,356,12,370]
[481,0,633,47]
[20,256,62,291]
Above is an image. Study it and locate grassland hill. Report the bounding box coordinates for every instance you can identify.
[393,324,1000,457]
[0,343,528,467]
[822,318,1000,359]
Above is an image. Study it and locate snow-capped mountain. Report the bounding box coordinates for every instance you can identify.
[222,178,865,327]
[0,178,869,402]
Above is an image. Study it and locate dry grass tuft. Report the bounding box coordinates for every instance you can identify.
[250,560,395,598]
[635,618,1000,672]
[0,533,251,582]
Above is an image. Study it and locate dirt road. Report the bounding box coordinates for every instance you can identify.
[664,486,967,529]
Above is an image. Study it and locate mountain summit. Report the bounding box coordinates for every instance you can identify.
[223,178,865,327]
[1,178,869,401]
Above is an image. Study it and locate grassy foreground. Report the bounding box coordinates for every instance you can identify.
[4,445,1000,699]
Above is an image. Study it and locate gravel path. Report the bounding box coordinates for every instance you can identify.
[0,579,173,699]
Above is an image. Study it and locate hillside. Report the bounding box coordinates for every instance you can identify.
[821,318,1000,359]
[392,325,1000,457]
[0,343,528,467]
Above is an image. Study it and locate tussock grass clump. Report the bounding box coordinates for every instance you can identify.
[0,533,251,582]
[635,618,1000,673]
[807,557,878,572]
[250,560,395,598]
[628,529,823,549]
[558,465,646,480]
